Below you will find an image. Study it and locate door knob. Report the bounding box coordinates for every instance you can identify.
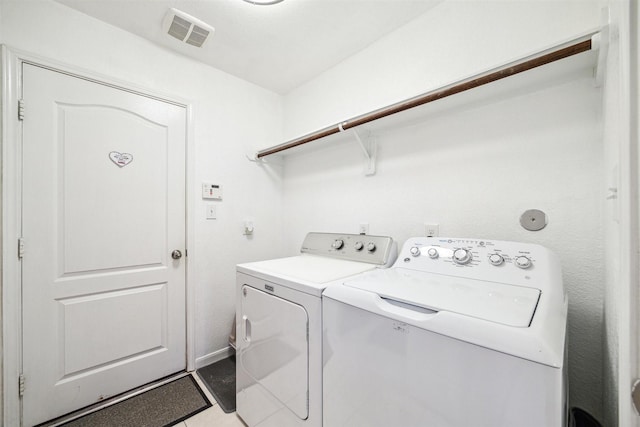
[171,250,182,260]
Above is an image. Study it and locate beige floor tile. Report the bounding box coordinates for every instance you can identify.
[184,404,246,427]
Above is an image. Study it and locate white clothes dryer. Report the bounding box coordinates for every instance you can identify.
[235,232,397,427]
[323,237,568,427]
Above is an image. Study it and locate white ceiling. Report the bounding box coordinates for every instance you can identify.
[55,0,441,94]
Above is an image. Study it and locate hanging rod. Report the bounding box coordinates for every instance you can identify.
[256,32,598,159]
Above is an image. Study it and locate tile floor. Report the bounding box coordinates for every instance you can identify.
[180,372,247,427]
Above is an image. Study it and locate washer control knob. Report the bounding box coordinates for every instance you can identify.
[452,248,472,265]
[488,253,504,266]
[515,256,532,269]
[332,239,344,250]
[427,248,439,259]
[354,241,364,251]
[367,242,377,252]
[409,246,421,257]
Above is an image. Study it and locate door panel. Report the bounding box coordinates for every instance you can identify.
[59,283,167,377]
[21,63,187,426]
[59,104,168,273]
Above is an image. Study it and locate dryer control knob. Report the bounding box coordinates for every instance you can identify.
[367,242,377,252]
[409,246,421,257]
[332,239,344,250]
[427,248,439,259]
[452,248,472,265]
[488,253,504,266]
[354,241,364,251]
[515,256,532,269]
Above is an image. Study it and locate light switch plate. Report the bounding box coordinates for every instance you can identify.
[206,204,217,220]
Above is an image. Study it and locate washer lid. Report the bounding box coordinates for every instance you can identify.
[343,268,541,327]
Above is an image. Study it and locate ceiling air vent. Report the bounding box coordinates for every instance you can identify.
[162,8,214,48]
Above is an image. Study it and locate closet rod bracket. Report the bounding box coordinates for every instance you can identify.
[246,152,282,166]
[246,153,266,163]
[339,123,377,176]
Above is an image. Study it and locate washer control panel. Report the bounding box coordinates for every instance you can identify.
[301,232,396,266]
[398,237,561,288]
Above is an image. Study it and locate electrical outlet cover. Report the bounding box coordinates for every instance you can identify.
[359,223,369,235]
[424,223,439,237]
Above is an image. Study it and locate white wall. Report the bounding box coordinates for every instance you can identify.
[602,1,638,426]
[0,0,284,370]
[281,0,606,421]
[602,3,622,424]
[283,0,603,141]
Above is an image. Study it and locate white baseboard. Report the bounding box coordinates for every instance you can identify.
[194,346,235,370]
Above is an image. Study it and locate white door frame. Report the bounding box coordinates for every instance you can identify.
[1,45,197,426]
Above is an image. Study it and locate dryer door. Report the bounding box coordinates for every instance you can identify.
[238,285,309,420]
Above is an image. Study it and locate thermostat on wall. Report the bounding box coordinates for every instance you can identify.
[202,183,222,200]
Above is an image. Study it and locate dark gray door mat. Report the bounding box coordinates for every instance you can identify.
[57,375,211,427]
[196,356,236,413]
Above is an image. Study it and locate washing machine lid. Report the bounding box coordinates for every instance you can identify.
[237,254,378,295]
[343,268,541,327]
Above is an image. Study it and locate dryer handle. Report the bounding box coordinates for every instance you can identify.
[242,315,252,343]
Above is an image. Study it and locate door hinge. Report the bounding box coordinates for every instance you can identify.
[18,99,25,121]
[632,379,640,414]
[18,374,25,397]
[18,238,25,259]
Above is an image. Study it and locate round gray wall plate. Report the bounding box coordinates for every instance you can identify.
[520,209,548,231]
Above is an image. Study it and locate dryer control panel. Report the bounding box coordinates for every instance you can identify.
[398,237,562,291]
[301,232,397,266]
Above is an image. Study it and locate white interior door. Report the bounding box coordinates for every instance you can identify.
[21,63,187,426]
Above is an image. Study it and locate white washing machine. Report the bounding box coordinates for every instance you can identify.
[236,232,397,427]
[323,237,568,427]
